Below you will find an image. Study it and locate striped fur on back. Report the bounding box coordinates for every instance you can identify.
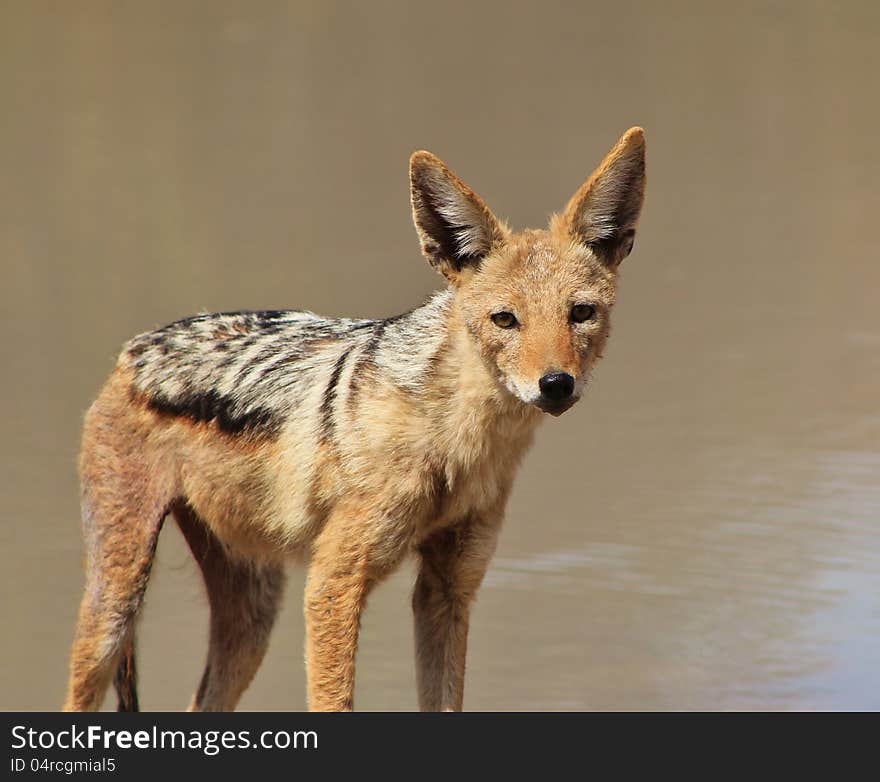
[124,290,453,438]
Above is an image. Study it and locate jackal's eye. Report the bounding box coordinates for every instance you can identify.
[491,311,518,329]
[570,304,595,323]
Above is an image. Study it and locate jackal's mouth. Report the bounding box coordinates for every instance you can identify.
[534,397,577,417]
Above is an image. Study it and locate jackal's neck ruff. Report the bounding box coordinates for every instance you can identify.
[415,290,544,466]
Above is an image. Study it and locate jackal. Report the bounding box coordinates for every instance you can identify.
[63,127,646,712]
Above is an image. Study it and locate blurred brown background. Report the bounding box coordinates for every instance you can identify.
[1,1,878,710]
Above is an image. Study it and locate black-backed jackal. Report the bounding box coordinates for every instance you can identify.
[64,128,646,711]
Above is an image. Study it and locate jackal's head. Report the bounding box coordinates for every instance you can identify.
[410,127,646,416]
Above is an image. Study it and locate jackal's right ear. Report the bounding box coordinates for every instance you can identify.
[410,151,506,284]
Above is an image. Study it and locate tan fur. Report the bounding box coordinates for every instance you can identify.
[63,128,646,711]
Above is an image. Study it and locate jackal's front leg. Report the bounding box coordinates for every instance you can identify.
[304,506,405,711]
[412,518,500,712]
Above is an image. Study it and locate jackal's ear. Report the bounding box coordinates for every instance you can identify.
[562,127,646,267]
[410,151,506,283]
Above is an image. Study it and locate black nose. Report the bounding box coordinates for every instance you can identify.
[539,372,574,402]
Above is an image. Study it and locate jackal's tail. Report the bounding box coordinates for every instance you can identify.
[113,636,140,712]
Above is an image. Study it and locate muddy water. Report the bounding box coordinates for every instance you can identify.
[2,3,878,710]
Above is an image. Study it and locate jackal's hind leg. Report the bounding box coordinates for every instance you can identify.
[174,504,286,712]
[63,496,167,712]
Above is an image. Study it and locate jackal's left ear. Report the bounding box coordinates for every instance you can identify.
[562,127,646,267]
[410,151,506,283]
